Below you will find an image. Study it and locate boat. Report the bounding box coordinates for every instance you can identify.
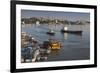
[61,26,82,34]
[43,39,62,50]
[50,41,61,50]
[46,30,55,35]
[22,21,25,25]
[21,47,40,62]
[61,30,82,33]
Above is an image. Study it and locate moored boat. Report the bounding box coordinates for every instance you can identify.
[46,30,55,35]
[61,26,82,34]
[43,39,62,50]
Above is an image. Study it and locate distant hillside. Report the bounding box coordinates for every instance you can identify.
[21,17,90,25]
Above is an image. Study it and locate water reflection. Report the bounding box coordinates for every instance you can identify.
[50,50,60,56]
[63,33,68,40]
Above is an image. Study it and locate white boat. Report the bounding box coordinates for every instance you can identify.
[22,21,25,25]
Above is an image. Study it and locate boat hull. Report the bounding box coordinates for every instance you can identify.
[61,30,82,34]
[46,32,55,35]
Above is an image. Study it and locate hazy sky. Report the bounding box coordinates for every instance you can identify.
[21,10,90,21]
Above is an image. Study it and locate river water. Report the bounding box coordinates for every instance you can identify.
[22,23,90,62]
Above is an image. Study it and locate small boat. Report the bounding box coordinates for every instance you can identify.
[50,41,61,50]
[46,30,55,35]
[43,39,62,50]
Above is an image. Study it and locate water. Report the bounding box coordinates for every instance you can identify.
[21,23,90,62]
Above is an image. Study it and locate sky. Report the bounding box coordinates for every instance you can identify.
[21,10,90,21]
